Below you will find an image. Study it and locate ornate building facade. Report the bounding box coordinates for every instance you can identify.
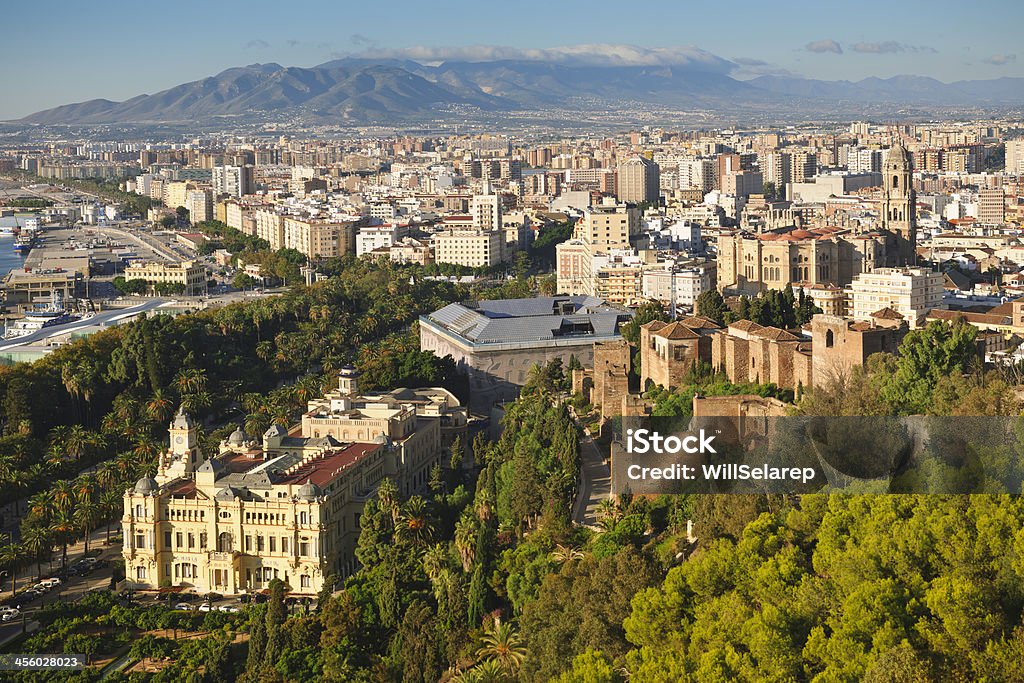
[122,370,465,596]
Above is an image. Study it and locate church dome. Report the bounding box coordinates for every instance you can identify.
[886,140,910,167]
[134,476,158,495]
[227,427,248,446]
[297,479,321,501]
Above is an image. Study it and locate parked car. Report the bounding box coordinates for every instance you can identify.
[217,605,240,613]
[1,609,19,622]
[198,603,213,612]
[174,603,193,611]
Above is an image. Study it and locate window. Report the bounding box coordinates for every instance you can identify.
[135,534,145,549]
[826,330,834,348]
[176,532,183,549]
[299,541,310,557]
[301,575,311,589]
[187,533,195,549]
[135,504,144,517]
[164,531,172,548]
[269,537,276,553]
[282,538,290,554]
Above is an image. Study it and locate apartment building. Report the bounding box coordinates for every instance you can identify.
[848,267,944,327]
[124,260,207,295]
[433,228,504,268]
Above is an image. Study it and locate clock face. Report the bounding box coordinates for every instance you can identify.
[175,436,184,444]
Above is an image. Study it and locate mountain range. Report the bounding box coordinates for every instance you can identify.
[16,58,1024,126]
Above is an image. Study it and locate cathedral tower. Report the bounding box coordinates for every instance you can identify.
[880,138,916,265]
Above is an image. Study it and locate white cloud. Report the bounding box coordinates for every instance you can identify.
[852,41,936,54]
[983,54,1017,65]
[350,43,735,72]
[805,39,843,55]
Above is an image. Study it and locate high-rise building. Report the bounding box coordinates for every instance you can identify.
[212,165,255,198]
[575,200,640,251]
[789,150,818,184]
[977,188,1006,225]
[617,156,660,203]
[1006,139,1024,175]
[471,192,502,231]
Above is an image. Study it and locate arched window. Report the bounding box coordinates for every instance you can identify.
[825,330,835,348]
[892,175,899,189]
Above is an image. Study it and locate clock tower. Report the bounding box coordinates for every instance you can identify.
[157,406,204,482]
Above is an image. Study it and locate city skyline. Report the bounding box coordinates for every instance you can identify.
[1,0,1022,120]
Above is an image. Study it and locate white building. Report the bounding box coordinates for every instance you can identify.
[357,223,409,257]
[212,165,255,198]
[848,267,944,328]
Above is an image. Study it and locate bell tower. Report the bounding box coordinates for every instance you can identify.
[158,406,203,482]
[881,138,916,265]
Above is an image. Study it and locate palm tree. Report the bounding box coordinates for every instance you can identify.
[471,659,510,683]
[146,389,174,425]
[65,425,94,462]
[376,479,399,527]
[75,501,101,555]
[397,497,435,548]
[551,544,585,566]
[27,492,53,523]
[454,515,478,572]
[0,542,23,596]
[173,367,208,396]
[0,455,16,484]
[21,524,52,581]
[476,620,526,676]
[101,489,123,545]
[50,511,77,571]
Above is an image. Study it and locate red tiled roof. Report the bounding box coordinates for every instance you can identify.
[679,315,722,329]
[870,307,905,320]
[752,326,801,342]
[166,479,197,498]
[275,442,382,487]
[654,322,700,340]
[729,320,763,333]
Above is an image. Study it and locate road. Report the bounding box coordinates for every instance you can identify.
[0,299,167,351]
[0,527,118,648]
[572,426,612,527]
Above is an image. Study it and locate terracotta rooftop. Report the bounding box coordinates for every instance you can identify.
[652,321,700,340]
[870,307,905,320]
[678,315,722,329]
[751,326,801,342]
[165,479,197,498]
[274,442,382,487]
[728,320,764,333]
[928,309,1010,326]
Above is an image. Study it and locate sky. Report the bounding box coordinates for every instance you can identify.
[1,0,1021,120]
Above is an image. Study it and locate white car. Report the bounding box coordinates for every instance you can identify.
[217,605,240,613]
[40,578,62,588]
[1,609,20,622]
[174,603,193,611]
[198,603,213,612]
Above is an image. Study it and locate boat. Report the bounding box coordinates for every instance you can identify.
[13,234,34,253]
[4,293,81,339]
